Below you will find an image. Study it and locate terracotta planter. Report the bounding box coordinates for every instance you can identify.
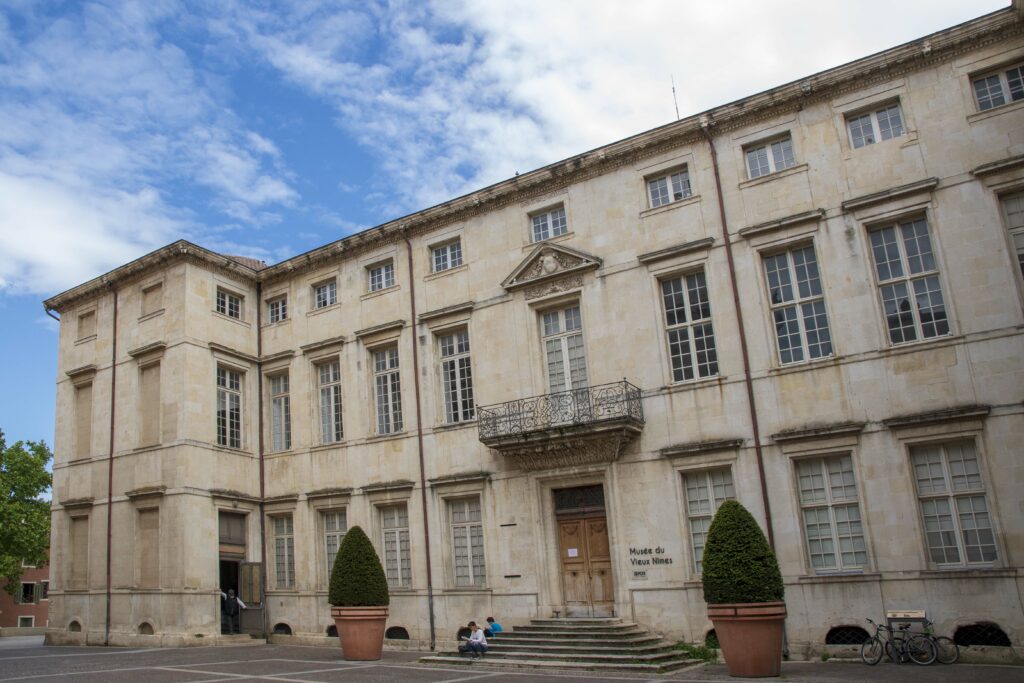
[708,601,787,678]
[331,606,389,661]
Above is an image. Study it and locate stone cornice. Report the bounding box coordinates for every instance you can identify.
[418,301,475,323]
[65,364,98,381]
[739,209,826,239]
[299,336,346,355]
[841,178,940,212]
[502,243,602,292]
[971,154,1024,178]
[771,422,866,443]
[883,404,991,429]
[361,479,416,493]
[354,320,406,340]
[127,341,167,359]
[125,486,166,500]
[428,471,492,487]
[208,342,259,364]
[660,438,745,458]
[306,487,354,500]
[638,238,715,264]
[260,349,296,364]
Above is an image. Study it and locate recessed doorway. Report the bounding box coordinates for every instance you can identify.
[553,484,613,617]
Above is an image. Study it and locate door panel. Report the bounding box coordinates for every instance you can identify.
[558,516,614,617]
[586,519,614,616]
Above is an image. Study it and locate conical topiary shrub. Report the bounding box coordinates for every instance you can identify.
[329,525,389,607]
[702,499,783,604]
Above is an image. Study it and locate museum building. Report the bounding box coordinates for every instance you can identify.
[43,2,1024,659]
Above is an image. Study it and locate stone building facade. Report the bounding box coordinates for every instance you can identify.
[44,3,1024,659]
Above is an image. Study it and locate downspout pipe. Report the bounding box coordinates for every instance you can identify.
[256,282,269,638]
[104,285,118,646]
[45,307,60,323]
[700,122,776,549]
[402,230,437,651]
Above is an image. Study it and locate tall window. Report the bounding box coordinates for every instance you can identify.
[796,455,867,571]
[911,441,997,566]
[745,137,795,179]
[450,498,485,587]
[1003,192,1024,280]
[267,295,287,323]
[69,515,89,589]
[972,63,1023,111]
[19,583,35,604]
[269,373,291,452]
[763,245,832,364]
[661,270,718,382]
[216,288,242,319]
[647,168,692,208]
[323,510,347,576]
[314,280,336,309]
[531,205,568,242]
[432,240,463,273]
[216,367,242,449]
[542,305,587,393]
[273,515,295,588]
[846,102,904,148]
[318,361,344,444]
[381,504,411,588]
[373,347,403,434]
[439,330,474,423]
[868,217,949,344]
[368,262,395,292]
[138,362,161,447]
[137,508,160,588]
[683,469,734,573]
[74,382,93,459]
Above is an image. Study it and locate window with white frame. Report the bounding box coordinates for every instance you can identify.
[439,330,474,423]
[19,582,35,604]
[745,136,796,179]
[531,205,568,242]
[796,455,868,571]
[323,509,347,576]
[661,270,718,382]
[381,504,411,588]
[449,497,485,587]
[373,346,403,434]
[18,616,33,628]
[647,167,692,208]
[267,295,287,323]
[911,441,997,566]
[1002,192,1024,280]
[432,239,463,273]
[269,373,291,452]
[868,216,949,344]
[972,62,1023,111]
[272,514,295,588]
[763,245,833,364]
[368,262,395,292]
[542,305,588,393]
[216,288,242,319]
[313,280,337,309]
[216,367,242,448]
[846,102,904,148]
[318,360,344,444]
[682,469,734,573]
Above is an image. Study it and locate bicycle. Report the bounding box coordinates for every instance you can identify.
[861,618,936,665]
[922,619,959,664]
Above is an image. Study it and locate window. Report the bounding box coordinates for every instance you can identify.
[137,508,159,588]
[368,262,395,292]
[972,63,1024,111]
[267,295,287,323]
[18,617,33,628]
[763,245,832,364]
[216,367,242,449]
[69,516,89,589]
[381,504,411,588]
[432,240,463,273]
[373,347,403,434]
[77,310,96,339]
[318,361,344,444]
[542,305,588,393]
[439,330,474,423]
[647,168,692,208]
[449,498,485,587]
[215,288,242,319]
[911,441,997,566]
[272,515,295,588]
[1003,192,1024,280]
[745,137,795,179]
[846,102,904,148]
[19,582,35,604]
[269,373,291,452]
[661,270,719,382]
[323,510,347,576]
[313,280,337,309]
[796,455,867,571]
[138,362,161,447]
[682,469,734,573]
[531,205,568,242]
[868,217,949,344]
[141,283,163,317]
[74,382,93,459]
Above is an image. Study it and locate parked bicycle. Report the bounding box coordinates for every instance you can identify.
[922,619,959,664]
[861,618,937,665]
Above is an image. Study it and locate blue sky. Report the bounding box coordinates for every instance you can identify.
[0,0,1007,448]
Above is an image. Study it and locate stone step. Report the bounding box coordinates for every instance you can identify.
[488,642,677,656]
[490,634,663,647]
[528,618,623,625]
[420,654,700,674]
[482,649,684,663]
[508,624,644,635]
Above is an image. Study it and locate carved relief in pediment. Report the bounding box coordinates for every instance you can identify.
[502,244,602,292]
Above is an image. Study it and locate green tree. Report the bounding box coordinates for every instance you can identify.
[329,525,389,607]
[701,499,784,604]
[0,430,52,596]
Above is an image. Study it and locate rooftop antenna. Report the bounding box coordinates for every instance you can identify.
[671,74,680,121]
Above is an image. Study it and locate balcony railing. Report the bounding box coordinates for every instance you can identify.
[478,380,644,442]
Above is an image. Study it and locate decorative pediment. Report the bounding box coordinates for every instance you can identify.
[501,244,602,293]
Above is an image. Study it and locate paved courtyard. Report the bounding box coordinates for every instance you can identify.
[0,636,1019,682]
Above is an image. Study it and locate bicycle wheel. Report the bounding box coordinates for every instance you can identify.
[908,634,937,665]
[934,636,959,664]
[860,637,884,665]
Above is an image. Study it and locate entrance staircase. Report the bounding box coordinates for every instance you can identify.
[419,617,701,674]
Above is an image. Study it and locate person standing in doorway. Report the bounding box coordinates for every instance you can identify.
[221,588,246,634]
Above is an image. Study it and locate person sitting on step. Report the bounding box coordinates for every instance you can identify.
[485,616,503,637]
[457,621,488,659]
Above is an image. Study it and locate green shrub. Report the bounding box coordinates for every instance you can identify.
[673,641,718,662]
[701,500,784,604]
[328,525,390,607]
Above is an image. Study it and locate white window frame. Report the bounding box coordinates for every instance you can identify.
[269,373,291,452]
[439,330,474,424]
[215,288,243,320]
[380,504,411,588]
[449,497,486,587]
[660,269,718,382]
[646,167,692,208]
[272,514,295,589]
[323,509,347,578]
[317,360,344,444]
[368,262,395,292]
[867,216,950,345]
[216,367,242,449]
[846,101,905,148]
[541,305,588,394]
[530,205,568,242]
[373,346,403,435]
[682,468,734,573]
[432,239,463,273]
[18,616,34,628]
[267,295,287,323]
[762,244,833,364]
[1002,191,1024,282]
[313,280,337,309]
[971,62,1024,111]
[745,136,796,179]
[796,455,868,572]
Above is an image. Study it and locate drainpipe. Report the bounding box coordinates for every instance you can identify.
[45,307,60,323]
[255,282,269,638]
[402,229,437,651]
[104,285,118,646]
[699,122,775,549]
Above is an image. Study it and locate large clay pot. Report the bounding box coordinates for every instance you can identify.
[708,601,787,677]
[331,606,389,661]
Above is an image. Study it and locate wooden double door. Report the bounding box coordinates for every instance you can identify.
[557,516,613,617]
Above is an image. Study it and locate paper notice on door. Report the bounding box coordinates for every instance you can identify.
[567,548,578,557]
